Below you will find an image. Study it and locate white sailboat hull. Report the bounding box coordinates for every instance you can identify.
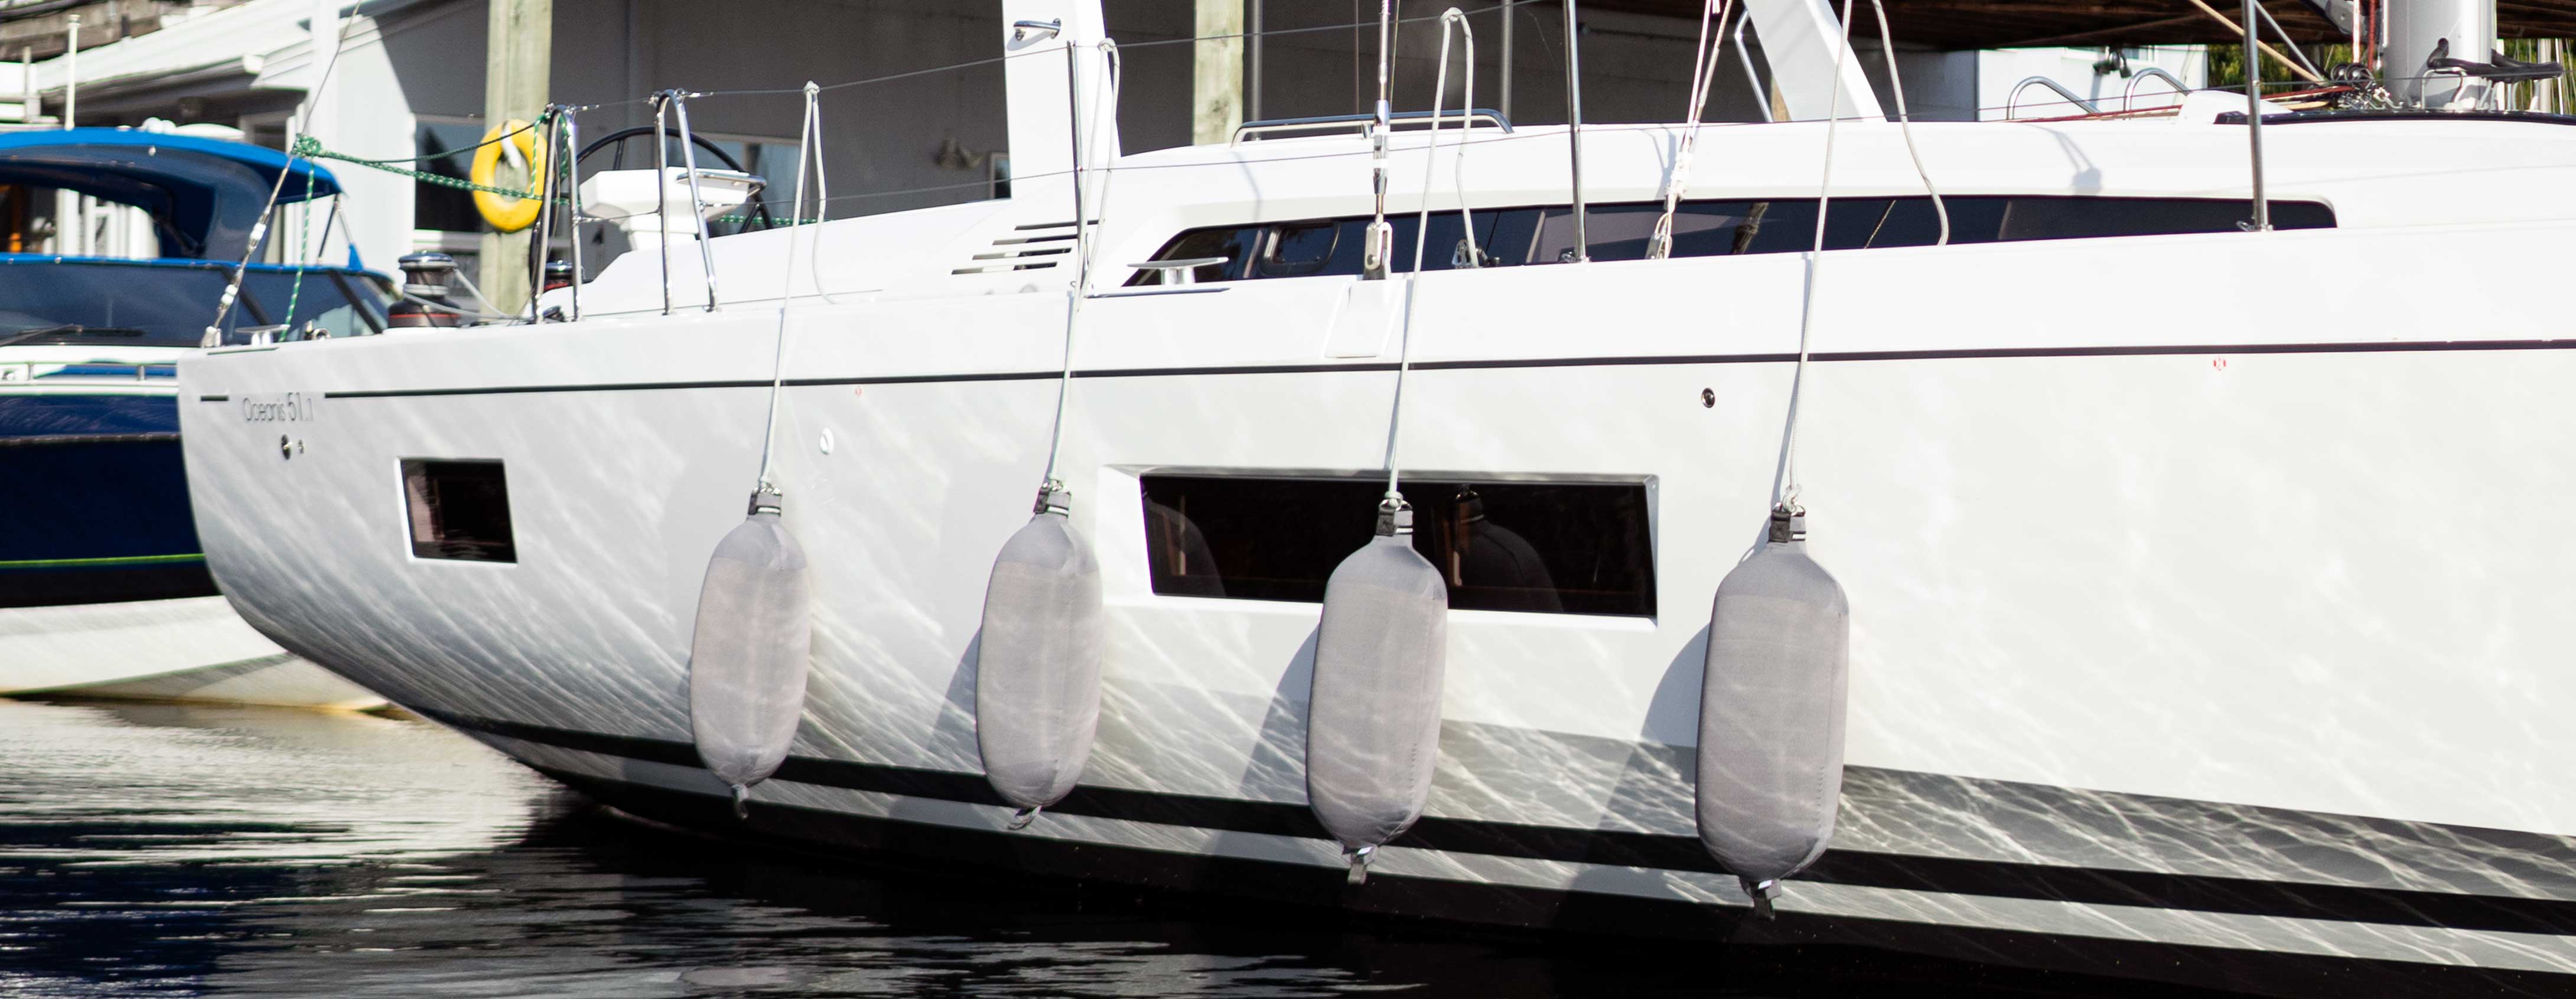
[178,194,2576,988]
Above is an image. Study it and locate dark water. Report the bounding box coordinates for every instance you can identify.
[0,699,2203,998]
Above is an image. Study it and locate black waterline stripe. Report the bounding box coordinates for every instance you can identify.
[305,338,2576,400]
[425,707,2576,938]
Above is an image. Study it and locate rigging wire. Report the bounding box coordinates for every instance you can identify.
[1648,0,1732,260]
[1363,0,1399,281]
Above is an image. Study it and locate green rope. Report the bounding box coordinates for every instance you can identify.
[283,167,317,327]
[714,211,822,226]
[292,133,562,204]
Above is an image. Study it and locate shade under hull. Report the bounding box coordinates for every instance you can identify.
[0,596,383,709]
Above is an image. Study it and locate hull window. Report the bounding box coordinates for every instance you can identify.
[1140,474,1655,617]
[401,459,517,563]
[1128,196,2337,283]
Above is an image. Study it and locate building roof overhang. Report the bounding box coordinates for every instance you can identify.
[1593,1,2576,51]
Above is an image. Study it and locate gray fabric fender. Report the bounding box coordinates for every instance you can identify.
[687,507,815,809]
[1307,530,1450,870]
[975,510,1107,812]
[1696,511,1849,907]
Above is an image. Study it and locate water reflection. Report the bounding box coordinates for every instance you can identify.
[1,699,2197,998]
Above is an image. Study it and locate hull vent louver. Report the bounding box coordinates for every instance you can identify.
[952,220,1087,275]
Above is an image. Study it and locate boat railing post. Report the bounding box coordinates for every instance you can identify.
[653,91,672,316]
[2243,0,2270,231]
[564,109,584,322]
[670,92,722,311]
[1563,0,1588,263]
[530,105,558,324]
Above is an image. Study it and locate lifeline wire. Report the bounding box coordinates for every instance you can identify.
[1779,0,1862,509]
[1383,8,1477,498]
[751,81,824,494]
[1036,38,1124,493]
[1649,0,1732,260]
[1869,0,1948,244]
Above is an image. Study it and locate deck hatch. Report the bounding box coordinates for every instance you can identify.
[1139,474,1655,616]
[402,459,517,563]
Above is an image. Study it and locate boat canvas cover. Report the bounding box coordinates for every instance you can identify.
[0,128,341,260]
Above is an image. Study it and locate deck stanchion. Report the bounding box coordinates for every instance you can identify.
[2243,0,2271,231]
[653,92,672,315]
[1562,0,1588,262]
[564,109,584,322]
[529,106,557,324]
[670,92,722,311]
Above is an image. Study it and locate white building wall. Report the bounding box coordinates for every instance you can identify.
[314,11,425,272]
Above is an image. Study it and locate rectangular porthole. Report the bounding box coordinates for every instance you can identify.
[1140,474,1655,616]
[402,459,517,563]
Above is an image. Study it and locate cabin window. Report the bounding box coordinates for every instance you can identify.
[1139,474,1655,617]
[1262,221,1341,277]
[1159,226,1259,283]
[402,459,517,563]
[1129,196,2336,283]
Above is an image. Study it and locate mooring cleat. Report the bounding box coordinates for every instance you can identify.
[1007,807,1041,831]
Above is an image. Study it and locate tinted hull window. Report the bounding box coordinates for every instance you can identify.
[402,460,517,563]
[1141,474,1655,617]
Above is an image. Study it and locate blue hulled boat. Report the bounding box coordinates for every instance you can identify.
[0,128,385,706]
